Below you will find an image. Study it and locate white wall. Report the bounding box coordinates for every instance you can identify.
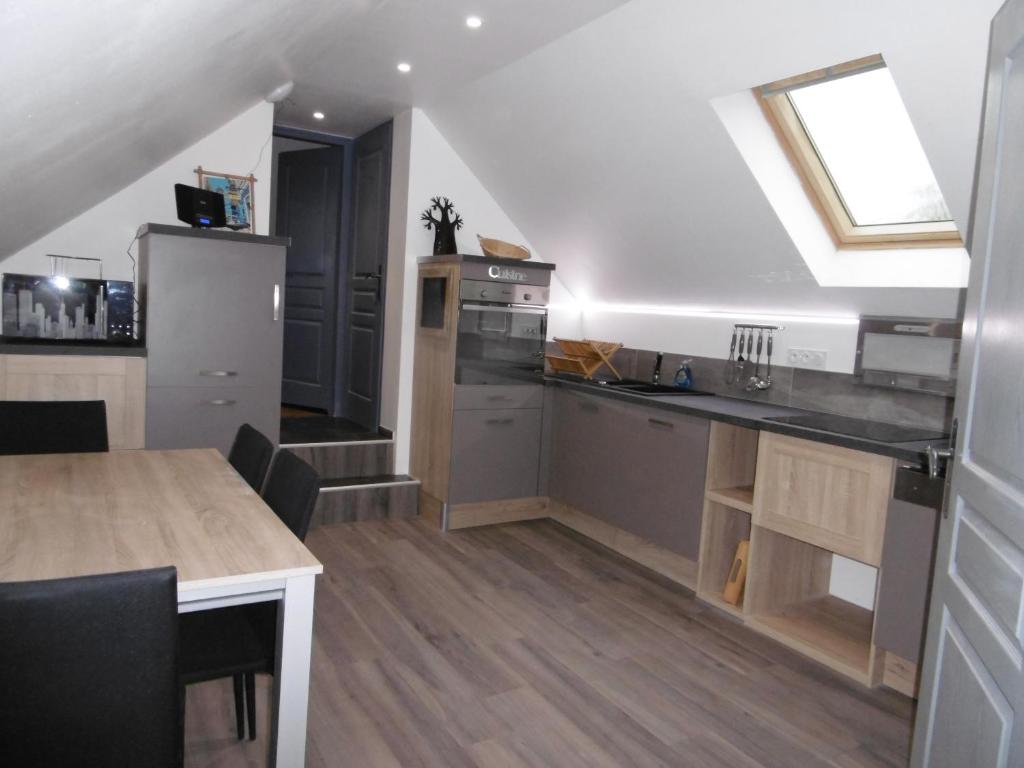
[0,102,274,282]
[380,108,582,473]
[424,0,991,356]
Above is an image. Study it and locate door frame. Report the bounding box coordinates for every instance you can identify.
[273,126,356,418]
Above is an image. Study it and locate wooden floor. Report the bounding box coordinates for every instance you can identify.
[185,518,914,767]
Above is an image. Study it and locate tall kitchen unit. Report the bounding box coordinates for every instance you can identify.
[411,254,554,530]
[138,223,288,455]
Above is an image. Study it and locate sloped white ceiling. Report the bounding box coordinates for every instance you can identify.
[422,0,1002,319]
[0,0,627,259]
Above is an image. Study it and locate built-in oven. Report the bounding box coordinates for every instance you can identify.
[455,278,549,385]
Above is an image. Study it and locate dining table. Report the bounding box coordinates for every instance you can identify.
[0,447,324,767]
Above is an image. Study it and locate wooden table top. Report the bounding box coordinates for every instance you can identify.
[0,448,322,593]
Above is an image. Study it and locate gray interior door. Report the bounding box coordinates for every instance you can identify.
[344,122,392,428]
[911,2,1024,764]
[276,146,344,412]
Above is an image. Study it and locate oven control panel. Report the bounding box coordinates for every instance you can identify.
[459,279,549,306]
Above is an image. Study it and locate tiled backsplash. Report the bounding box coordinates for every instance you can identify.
[546,343,954,433]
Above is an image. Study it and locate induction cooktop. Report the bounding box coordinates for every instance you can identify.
[763,413,948,444]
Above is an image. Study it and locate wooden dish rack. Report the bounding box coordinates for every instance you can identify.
[545,338,623,380]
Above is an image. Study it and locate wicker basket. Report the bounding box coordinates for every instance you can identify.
[477,235,531,261]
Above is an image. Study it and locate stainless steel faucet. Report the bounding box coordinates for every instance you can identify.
[652,352,664,384]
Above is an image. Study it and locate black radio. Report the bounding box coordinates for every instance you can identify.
[174,183,227,228]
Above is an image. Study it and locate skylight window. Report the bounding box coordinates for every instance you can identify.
[759,56,961,248]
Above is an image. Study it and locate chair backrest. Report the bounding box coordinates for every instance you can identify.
[261,449,320,541]
[228,423,275,492]
[0,400,109,455]
[0,566,180,768]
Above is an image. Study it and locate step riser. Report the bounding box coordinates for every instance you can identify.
[312,483,419,527]
[287,443,393,480]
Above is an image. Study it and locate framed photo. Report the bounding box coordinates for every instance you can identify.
[195,166,255,233]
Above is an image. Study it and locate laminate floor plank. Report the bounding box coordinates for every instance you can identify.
[495,637,688,768]
[184,519,913,768]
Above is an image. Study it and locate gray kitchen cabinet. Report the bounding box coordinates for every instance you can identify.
[454,384,544,411]
[549,388,710,559]
[548,389,618,524]
[449,407,543,504]
[611,401,709,558]
[874,474,942,663]
[145,386,268,452]
[139,224,288,455]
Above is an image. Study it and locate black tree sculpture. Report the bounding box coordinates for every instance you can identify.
[420,196,464,255]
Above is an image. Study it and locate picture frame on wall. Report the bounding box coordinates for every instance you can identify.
[194,166,255,233]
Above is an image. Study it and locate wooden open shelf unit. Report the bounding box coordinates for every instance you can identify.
[745,525,882,686]
[698,501,751,618]
[697,422,888,688]
[697,422,759,617]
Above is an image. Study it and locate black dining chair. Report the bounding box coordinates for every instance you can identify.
[261,448,321,542]
[180,448,321,741]
[0,566,180,768]
[0,399,109,455]
[228,423,275,492]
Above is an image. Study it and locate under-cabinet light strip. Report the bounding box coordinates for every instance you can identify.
[578,301,859,326]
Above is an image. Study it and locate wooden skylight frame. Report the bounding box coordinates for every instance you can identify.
[758,55,963,250]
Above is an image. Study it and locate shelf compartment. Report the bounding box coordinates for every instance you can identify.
[697,500,752,617]
[751,595,876,684]
[704,485,754,513]
[745,524,882,686]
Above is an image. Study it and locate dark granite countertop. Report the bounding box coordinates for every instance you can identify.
[0,341,146,357]
[545,376,938,465]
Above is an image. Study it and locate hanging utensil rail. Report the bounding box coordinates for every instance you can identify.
[732,323,785,332]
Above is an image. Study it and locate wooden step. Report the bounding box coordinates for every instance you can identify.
[285,441,393,480]
[312,474,420,527]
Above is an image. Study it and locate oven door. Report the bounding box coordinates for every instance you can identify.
[455,302,547,385]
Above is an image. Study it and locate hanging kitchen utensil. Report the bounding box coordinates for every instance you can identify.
[742,328,754,380]
[756,330,774,390]
[746,329,764,391]
[724,327,738,384]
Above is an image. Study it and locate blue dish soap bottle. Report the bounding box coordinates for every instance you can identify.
[674,359,694,390]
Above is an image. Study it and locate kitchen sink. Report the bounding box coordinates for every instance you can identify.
[596,380,714,396]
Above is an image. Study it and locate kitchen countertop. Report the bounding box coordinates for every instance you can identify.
[545,376,940,465]
[418,253,556,270]
[0,341,147,357]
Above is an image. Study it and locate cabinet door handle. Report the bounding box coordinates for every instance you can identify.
[487,395,512,402]
[273,283,281,321]
[199,370,238,377]
[648,417,675,429]
[485,418,514,425]
[205,399,237,406]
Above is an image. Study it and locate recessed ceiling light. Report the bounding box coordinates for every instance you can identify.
[397,62,412,73]
[312,111,325,120]
[466,15,483,29]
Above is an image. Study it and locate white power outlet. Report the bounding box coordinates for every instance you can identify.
[786,347,828,370]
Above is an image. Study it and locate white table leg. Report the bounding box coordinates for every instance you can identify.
[270,573,316,767]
